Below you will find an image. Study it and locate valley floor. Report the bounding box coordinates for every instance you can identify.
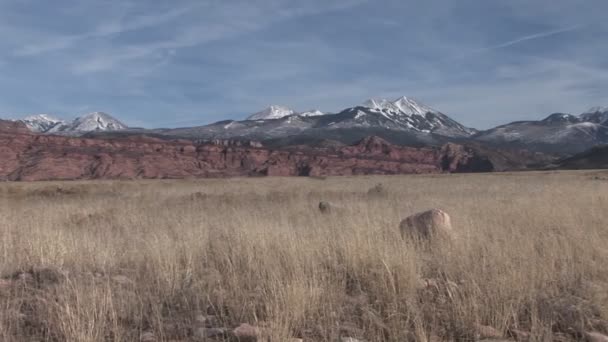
[1,171,607,341]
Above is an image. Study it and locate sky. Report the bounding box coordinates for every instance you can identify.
[0,0,607,129]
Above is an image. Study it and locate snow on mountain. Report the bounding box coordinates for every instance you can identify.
[299,109,325,117]
[247,106,297,120]
[39,112,128,135]
[67,112,128,132]
[351,96,475,137]
[474,106,608,154]
[362,96,438,116]
[541,113,581,124]
[20,114,65,132]
[580,107,608,124]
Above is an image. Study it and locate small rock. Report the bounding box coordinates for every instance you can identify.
[476,324,503,339]
[111,275,133,285]
[10,271,34,287]
[233,323,259,342]
[33,267,66,286]
[288,339,303,342]
[194,314,218,328]
[552,333,572,342]
[0,278,12,289]
[508,328,530,341]
[319,201,332,213]
[367,183,388,197]
[341,338,364,342]
[194,327,225,340]
[586,332,608,342]
[140,331,156,342]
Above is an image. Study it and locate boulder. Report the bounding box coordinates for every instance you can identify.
[399,209,454,241]
[586,332,608,342]
[194,327,225,340]
[475,324,503,339]
[140,331,156,342]
[233,323,259,342]
[508,328,530,341]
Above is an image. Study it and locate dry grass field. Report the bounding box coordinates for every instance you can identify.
[1,171,608,342]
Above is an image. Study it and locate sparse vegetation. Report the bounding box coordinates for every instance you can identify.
[1,171,608,341]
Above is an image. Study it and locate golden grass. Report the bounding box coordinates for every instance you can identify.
[0,171,607,341]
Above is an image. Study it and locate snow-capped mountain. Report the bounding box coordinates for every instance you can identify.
[474,107,608,154]
[299,109,325,117]
[156,96,474,146]
[580,107,608,124]
[20,114,65,132]
[247,106,297,120]
[247,106,326,120]
[362,96,437,116]
[63,112,127,132]
[326,96,475,137]
[17,112,128,135]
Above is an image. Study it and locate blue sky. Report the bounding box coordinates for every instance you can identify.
[0,0,607,129]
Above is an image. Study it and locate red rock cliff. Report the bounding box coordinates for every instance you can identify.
[0,122,493,181]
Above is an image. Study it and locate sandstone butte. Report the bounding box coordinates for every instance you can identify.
[0,120,494,181]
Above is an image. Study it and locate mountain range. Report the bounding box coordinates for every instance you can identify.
[7,97,608,156]
[19,112,128,135]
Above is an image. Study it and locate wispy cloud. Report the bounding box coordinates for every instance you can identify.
[13,3,201,56]
[69,0,369,74]
[483,25,583,51]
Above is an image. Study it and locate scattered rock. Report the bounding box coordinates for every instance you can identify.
[367,183,388,197]
[319,201,332,213]
[194,314,218,328]
[14,271,35,285]
[339,322,364,339]
[0,278,12,290]
[552,333,572,342]
[586,332,608,342]
[10,267,65,288]
[194,327,226,340]
[399,209,454,241]
[111,275,134,286]
[233,323,259,342]
[476,324,503,339]
[341,338,364,342]
[539,294,602,335]
[508,328,530,341]
[140,331,156,342]
[31,267,66,286]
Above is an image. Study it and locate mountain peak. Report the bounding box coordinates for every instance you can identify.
[247,105,296,120]
[20,114,65,132]
[362,96,438,116]
[392,96,437,115]
[70,112,128,131]
[541,113,580,124]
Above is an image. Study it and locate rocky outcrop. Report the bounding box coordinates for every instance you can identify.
[0,126,495,181]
